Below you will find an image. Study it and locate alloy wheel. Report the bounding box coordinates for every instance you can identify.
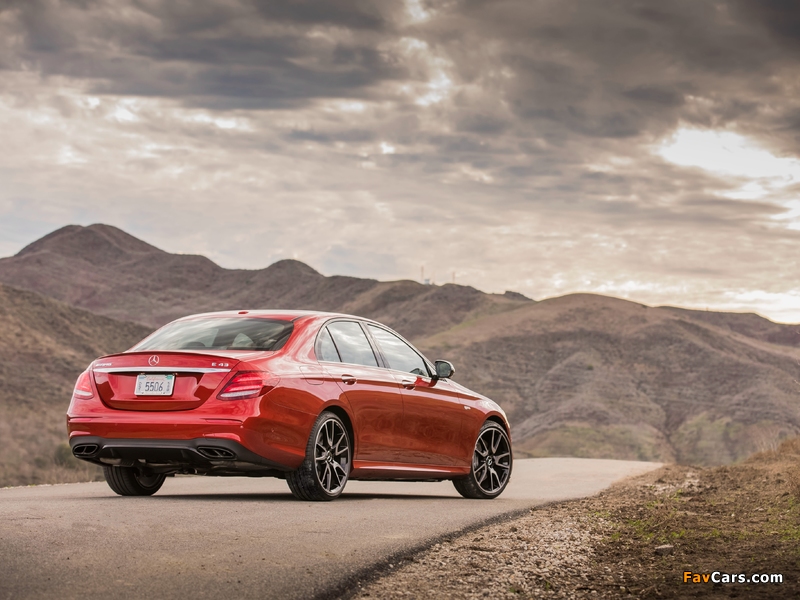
[314,418,350,495]
[472,426,511,495]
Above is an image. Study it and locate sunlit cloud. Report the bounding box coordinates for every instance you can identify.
[658,128,800,199]
[405,0,433,24]
[108,101,140,123]
[178,112,252,131]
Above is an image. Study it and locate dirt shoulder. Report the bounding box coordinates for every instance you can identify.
[347,439,800,599]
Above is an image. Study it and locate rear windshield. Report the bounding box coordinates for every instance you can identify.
[132,318,294,352]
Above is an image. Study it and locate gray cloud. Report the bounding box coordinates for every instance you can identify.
[1,0,412,108]
[3,0,796,151]
[1,0,800,320]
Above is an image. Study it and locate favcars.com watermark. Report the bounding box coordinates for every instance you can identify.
[683,571,783,584]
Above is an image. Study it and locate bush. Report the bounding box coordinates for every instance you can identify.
[53,442,77,468]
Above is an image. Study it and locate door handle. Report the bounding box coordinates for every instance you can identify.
[401,379,416,389]
[341,374,357,385]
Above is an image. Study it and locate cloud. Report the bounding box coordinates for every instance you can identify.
[1,1,800,320]
[0,0,412,108]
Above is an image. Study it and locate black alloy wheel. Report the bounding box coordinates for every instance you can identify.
[103,466,166,496]
[453,421,512,499]
[287,411,352,501]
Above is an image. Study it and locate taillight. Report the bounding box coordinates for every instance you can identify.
[217,371,277,400]
[73,370,94,399]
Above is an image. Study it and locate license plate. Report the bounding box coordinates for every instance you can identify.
[135,374,175,396]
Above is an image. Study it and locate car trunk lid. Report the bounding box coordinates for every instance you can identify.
[92,352,241,411]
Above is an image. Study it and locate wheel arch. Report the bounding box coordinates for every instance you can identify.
[321,404,356,458]
[485,414,511,438]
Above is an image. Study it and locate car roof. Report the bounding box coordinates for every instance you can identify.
[173,309,368,323]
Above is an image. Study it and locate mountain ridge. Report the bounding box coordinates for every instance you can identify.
[415,293,800,464]
[1,224,799,472]
[0,224,534,337]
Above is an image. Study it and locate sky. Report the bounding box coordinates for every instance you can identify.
[2,1,800,322]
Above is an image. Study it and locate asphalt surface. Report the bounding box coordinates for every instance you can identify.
[0,458,661,600]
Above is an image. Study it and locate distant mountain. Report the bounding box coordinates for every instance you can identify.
[0,224,533,336]
[0,283,151,486]
[1,224,799,474]
[415,293,800,465]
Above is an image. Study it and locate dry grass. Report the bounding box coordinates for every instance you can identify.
[777,438,800,501]
[589,437,800,598]
[353,438,800,599]
[0,405,103,487]
[0,283,150,487]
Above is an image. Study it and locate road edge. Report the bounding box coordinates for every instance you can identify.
[313,502,549,600]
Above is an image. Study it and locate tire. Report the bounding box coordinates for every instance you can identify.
[103,466,166,496]
[286,411,352,501]
[453,421,512,499]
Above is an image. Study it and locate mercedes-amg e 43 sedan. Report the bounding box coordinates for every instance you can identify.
[67,310,512,501]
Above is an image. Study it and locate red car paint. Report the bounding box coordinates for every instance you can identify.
[67,311,511,484]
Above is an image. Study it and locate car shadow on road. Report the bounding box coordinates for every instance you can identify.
[131,492,461,502]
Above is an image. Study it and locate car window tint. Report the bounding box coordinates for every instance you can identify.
[367,325,428,376]
[316,327,341,362]
[231,333,255,349]
[327,322,378,367]
[133,318,293,351]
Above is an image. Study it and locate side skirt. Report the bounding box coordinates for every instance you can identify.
[350,461,471,480]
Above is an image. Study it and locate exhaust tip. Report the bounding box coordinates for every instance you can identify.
[197,446,236,460]
[73,444,99,457]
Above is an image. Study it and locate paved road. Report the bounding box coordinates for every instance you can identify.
[0,458,660,600]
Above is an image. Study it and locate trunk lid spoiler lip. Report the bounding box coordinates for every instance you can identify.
[93,366,231,374]
[91,350,247,374]
[102,350,266,360]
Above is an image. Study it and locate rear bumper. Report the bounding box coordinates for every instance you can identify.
[67,408,312,470]
[69,436,293,475]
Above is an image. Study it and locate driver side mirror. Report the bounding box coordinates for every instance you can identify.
[434,360,455,379]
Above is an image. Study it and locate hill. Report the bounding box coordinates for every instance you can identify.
[1,224,799,472]
[416,294,800,465]
[0,224,533,335]
[0,283,151,486]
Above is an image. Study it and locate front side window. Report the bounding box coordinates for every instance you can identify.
[133,318,293,352]
[367,325,428,376]
[327,321,378,367]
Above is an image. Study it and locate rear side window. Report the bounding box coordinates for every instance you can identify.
[133,318,294,352]
[327,321,378,367]
[367,325,429,376]
[316,327,341,362]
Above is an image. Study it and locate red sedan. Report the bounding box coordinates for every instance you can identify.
[67,311,512,501]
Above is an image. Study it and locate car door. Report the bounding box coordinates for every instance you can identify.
[318,321,406,464]
[365,324,466,466]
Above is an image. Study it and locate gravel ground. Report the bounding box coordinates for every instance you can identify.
[346,439,800,600]
[348,501,617,600]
